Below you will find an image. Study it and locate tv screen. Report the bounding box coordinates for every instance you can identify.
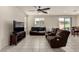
[13,21,24,32]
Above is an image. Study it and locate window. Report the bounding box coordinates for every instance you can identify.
[34,18,44,27]
[59,17,71,30]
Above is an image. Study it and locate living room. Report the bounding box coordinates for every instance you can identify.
[0,6,79,52]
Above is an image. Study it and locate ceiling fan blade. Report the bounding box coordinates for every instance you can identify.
[40,8,50,10]
[40,10,48,14]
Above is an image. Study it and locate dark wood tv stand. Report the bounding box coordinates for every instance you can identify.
[10,31,26,45]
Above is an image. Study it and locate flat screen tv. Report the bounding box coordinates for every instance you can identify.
[13,21,24,33]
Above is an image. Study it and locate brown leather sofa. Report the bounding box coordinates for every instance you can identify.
[46,29,70,48]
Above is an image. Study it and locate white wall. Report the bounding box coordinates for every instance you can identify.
[28,15,77,32]
[0,7,27,50]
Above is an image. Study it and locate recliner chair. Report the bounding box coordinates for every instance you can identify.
[46,30,70,48]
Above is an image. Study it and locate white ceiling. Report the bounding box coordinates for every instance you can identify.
[18,6,79,15]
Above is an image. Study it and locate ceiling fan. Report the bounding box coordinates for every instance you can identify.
[28,6,50,14]
[36,6,50,14]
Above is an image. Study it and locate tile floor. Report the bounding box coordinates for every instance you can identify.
[0,34,79,52]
